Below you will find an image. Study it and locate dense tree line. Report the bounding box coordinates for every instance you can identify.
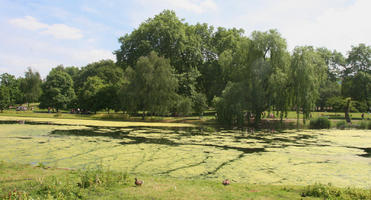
[0,10,370,126]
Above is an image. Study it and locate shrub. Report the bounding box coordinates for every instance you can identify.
[359,121,368,129]
[309,117,331,129]
[78,166,128,188]
[302,183,371,200]
[336,121,347,130]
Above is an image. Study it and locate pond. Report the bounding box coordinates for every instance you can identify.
[0,122,370,188]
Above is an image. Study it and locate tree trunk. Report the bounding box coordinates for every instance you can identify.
[344,98,351,123]
[254,112,261,128]
[296,106,300,129]
[280,111,284,127]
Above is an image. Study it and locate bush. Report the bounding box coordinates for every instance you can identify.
[175,97,193,116]
[309,117,331,129]
[336,121,347,130]
[359,121,368,129]
[302,183,371,200]
[78,167,128,188]
[358,120,371,130]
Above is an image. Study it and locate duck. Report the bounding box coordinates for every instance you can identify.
[135,178,143,186]
[222,179,230,186]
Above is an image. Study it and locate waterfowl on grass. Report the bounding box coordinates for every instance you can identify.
[135,178,143,186]
[222,179,230,185]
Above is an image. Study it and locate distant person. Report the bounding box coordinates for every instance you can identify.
[361,113,364,120]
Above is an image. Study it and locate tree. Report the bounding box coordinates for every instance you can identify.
[214,82,246,127]
[250,30,291,123]
[39,67,76,112]
[115,10,216,103]
[215,29,291,126]
[75,60,125,112]
[20,68,42,107]
[0,85,10,112]
[78,76,105,113]
[345,43,370,75]
[290,46,327,126]
[342,44,371,110]
[192,92,208,117]
[316,48,346,81]
[123,51,178,118]
[0,73,22,104]
[174,96,193,116]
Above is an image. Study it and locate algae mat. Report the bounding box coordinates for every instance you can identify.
[0,123,370,188]
[0,115,195,127]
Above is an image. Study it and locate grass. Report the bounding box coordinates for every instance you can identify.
[2,161,370,199]
[0,115,195,128]
[2,106,371,128]
[0,161,321,199]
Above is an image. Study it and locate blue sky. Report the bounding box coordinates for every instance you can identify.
[0,0,370,77]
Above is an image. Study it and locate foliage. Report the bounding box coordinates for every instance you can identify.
[1,10,370,124]
[309,117,331,129]
[78,76,106,113]
[123,51,179,116]
[214,82,246,126]
[336,121,348,130]
[39,66,76,111]
[192,92,208,116]
[290,46,327,125]
[342,44,371,111]
[302,183,371,200]
[78,166,128,189]
[358,121,371,130]
[0,73,23,104]
[19,67,42,105]
[175,96,193,116]
[0,85,10,112]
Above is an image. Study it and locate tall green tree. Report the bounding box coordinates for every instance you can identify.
[342,44,371,110]
[345,43,370,75]
[0,85,10,112]
[115,10,209,102]
[39,67,76,112]
[290,46,327,126]
[0,73,22,104]
[78,76,105,113]
[75,60,125,112]
[123,51,178,118]
[20,68,42,107]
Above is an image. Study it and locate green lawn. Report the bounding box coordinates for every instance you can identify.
[2,162,370,200]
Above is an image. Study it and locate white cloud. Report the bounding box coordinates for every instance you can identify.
[9,16,47,31]
[138,0,217,14]
[41,24,83,39]
[280,0,371,53]
[9,16,83,40]
[203,0,370,54]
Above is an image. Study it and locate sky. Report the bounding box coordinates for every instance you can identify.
[0,0,370,77]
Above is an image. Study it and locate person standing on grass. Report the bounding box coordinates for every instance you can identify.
[361,113,364,120]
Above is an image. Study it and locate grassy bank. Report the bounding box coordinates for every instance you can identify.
[0,115,195,128]
[1,107,370,128]
[2,161,370,200]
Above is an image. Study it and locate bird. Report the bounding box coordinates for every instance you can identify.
[222,179,230,186]
[135,178,143,186]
